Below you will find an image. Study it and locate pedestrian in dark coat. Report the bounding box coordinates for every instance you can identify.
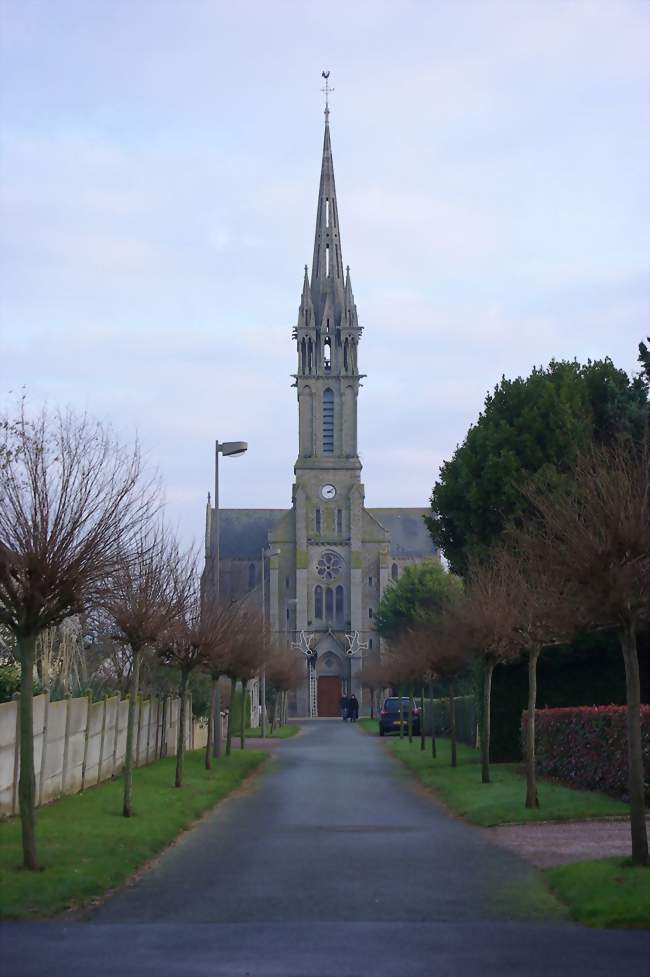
[348,694,359,722]
[339,693,349,721]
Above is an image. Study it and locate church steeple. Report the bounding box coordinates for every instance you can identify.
[293,82,363,469]
[310,117,345,329]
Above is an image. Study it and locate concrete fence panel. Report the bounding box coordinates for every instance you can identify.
[83,699,105,788]
[41,699,69,806]
[113,699,130,773]
[0,700,18,815]
[63,696,89,796]
[99,696,119,781]
[0,690,195,816]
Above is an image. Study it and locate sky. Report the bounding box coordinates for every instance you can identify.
[1,0,648,547]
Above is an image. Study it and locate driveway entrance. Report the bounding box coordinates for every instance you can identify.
[317,675,341,716]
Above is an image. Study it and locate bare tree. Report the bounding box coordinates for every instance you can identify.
[103,526,184,816]
[266,645,302,733]
[0,404,155,868]
[200,600,240,768]
[462,561,520,786]
[409,618,470,768]
[524,437,650,864]
[497,540,575,808]
[359,656,385,719]
[220,608,267,754]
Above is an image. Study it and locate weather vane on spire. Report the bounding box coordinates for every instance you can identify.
[321,70,334,123]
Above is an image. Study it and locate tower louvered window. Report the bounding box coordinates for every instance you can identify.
[323,388,334,454]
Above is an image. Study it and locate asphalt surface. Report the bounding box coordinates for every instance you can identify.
[2,720,648,977]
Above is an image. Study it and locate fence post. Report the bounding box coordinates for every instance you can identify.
[145,698,152,766]
[80,691,92,792]
[11,692,20,816]
[111,696,120,772]
[97,696,108,785]
[38,691,50,808]
[61,694,72,796]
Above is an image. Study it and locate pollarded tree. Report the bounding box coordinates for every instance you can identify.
[157,563,214,789]
[359,656,386,719]
[201,600,241,768]
[0,404,155,868]
[221,607,267,753]
[495,540,576,808]
[409,617,471,768]
[103,526,185,816]
[462,560,521,786]
[266,644,302,733]
[524,436,650,865]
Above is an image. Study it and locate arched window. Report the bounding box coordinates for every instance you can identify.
[325,587,334,620]
[301,338,306,373]
[248,563,256,589]
[314,586,323,619]
[323,388,334,454]
[391,562,399,581]
[343,339,349,371]
[323,337,331,370]
[315,508,321,534]
[335,585,344,620]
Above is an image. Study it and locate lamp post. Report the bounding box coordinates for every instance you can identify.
[212,439,247,758]
[260,545,280,736]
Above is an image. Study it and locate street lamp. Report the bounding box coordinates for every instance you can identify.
[211,439,247,758]
[213,440,248,598]
[260,545,280,736]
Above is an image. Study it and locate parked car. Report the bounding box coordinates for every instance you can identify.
[379,697,421,736]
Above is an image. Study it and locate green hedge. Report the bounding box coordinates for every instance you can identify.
[489,630,649,762]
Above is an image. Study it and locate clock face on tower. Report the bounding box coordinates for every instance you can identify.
[320,483,337,500]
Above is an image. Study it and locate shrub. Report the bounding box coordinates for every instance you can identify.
[522,705,650,800]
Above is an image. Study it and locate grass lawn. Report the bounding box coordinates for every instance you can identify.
[0,748,267,920]
[545,857,650,928]
[360,720,629,826]
[244,723,300,739]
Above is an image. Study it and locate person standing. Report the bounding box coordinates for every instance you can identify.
[348,693,359,722]
[340,692,349,721]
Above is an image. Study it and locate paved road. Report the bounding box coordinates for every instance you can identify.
[2,721,648,976]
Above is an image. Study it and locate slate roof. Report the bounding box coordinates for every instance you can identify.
[216,507,435,561]
[368,508,437,559]
[217,509,289,560]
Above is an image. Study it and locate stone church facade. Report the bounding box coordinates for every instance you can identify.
[203,108,438,716]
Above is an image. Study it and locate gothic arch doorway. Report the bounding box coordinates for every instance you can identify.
[315,634,344,717]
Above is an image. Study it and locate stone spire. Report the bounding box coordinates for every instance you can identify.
[310,112,345,330]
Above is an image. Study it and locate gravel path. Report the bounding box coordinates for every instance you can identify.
[484,817,645,868]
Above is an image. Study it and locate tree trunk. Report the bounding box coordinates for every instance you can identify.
[449,680,457,768]
[481,659,494,785]
[370,690,374,720]
[226,678,235,756]
[525,646,541,808]
[269,691,277,736]
[214,681,222,758]
[17,634,38,870]
[205,676,217,770]
[620,623,649,866]
[407,684,414,743]
[175,668,189,788]
[429,684,436,758]
[399,685,404,740]
[240,679,248,750]
[420,688,425,751]
[122,647,141,818]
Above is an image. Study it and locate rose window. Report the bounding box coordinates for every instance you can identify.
[316,551,343,581]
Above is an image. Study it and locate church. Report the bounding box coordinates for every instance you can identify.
[203,99,438,717]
